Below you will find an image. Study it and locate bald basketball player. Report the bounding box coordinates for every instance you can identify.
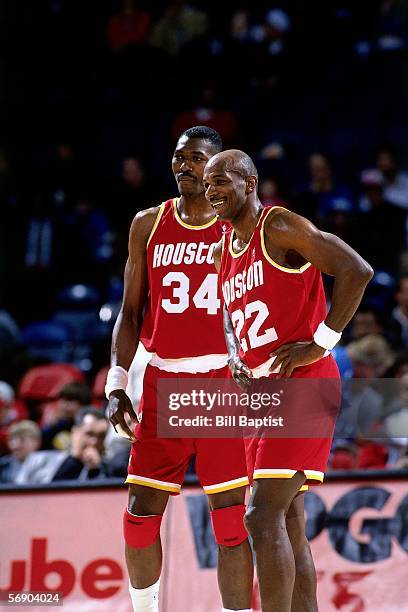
[204,149,373,612]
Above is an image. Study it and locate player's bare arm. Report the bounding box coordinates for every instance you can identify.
[214,239,252,389]
[107,206,160,439]
[265,208,374,377]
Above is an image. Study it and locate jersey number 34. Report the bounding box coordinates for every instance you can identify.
[161,272,220,315]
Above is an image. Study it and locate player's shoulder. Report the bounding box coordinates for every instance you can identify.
[129,201,169,250]
[264,204,311,234]
[133,203,164,226]
[131,199,172,236]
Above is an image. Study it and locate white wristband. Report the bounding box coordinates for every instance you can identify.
[105,366,129,399]
[313,321,342,351]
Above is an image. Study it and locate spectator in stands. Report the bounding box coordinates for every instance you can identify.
[106,0,152,52]
[48,141,81,209]
[259,177,282,205]
[106,156,151,234]
[246,8,293,89]
[333,335,395,470]
[59,192,112,285]
[41,382,92,450]
[16,408,110,484]
[376,0,408,53]
[396,448,408,468]
[357,169,406,272]
[330,439,389,470]
[0,382,19,455]
[52,407,109,480]
[0,421,41,483]
[150,0,208,56]
[385,352,408,378]
[218,10,255,85]
[230,9,250,43]
[389,275,408,350]
[251,8,291,57]
[348,306,385,341]
[335,335,394,437]
[170,85,239,147]
[376,144,408,210]
[381,373,408,466]
[297,153,355,235]
[22,190,65,322]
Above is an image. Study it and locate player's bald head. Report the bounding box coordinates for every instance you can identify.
[205,149,258,180]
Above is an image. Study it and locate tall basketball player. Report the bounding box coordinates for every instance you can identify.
[106,129,253,612]
[204,149,373,612]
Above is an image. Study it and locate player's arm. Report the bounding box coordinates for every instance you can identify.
[265,209,373,376]
[107,207,159,439]
[214,240,252,389]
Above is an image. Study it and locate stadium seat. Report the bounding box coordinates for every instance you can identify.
[21,320,74,363]
[53,284,109,372]
[18,363,85,401]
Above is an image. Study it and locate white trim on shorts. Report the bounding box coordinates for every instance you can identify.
[202,476,249,495]
[126,474,181,494]
[253,468,324,483]
[149,353,228,373]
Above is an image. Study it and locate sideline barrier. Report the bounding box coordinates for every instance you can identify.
[1,470,407,611]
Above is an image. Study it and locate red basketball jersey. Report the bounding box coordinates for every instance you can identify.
[140,198,226,359]
[220,206,327,370]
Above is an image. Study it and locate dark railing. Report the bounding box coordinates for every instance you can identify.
[0,468,407,494]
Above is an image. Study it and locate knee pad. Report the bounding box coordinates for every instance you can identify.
[210,504,248,547]
[123,508,163,549]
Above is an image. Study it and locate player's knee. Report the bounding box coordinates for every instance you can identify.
[123,507,163,549]
[210,504,248,547]
[244,504,284,539]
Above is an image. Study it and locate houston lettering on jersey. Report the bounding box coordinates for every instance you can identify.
[152,241,218,268]
[222,260,264,306]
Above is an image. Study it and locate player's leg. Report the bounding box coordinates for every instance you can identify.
[125,484,170,611]
[244,472,307,612]
[286,492,317,612]
[196,430,252,612]
[208,486,253,612]
[124,364,190,609]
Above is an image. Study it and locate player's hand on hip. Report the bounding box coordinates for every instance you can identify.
[270,341,326,378]
[108,389,138,442]
[228,355,252,390]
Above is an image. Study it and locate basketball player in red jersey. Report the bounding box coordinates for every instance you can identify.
[204,149,373,612]
[106,130,253,612]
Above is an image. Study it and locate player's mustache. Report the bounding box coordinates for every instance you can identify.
[178,172,196,180]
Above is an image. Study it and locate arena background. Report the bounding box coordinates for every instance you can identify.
[1,2,408,611]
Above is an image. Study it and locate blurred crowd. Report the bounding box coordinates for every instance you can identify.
[1,0,408,484]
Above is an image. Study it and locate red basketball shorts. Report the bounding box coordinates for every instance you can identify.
[126,364,249,495]
[245,355,341,487]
